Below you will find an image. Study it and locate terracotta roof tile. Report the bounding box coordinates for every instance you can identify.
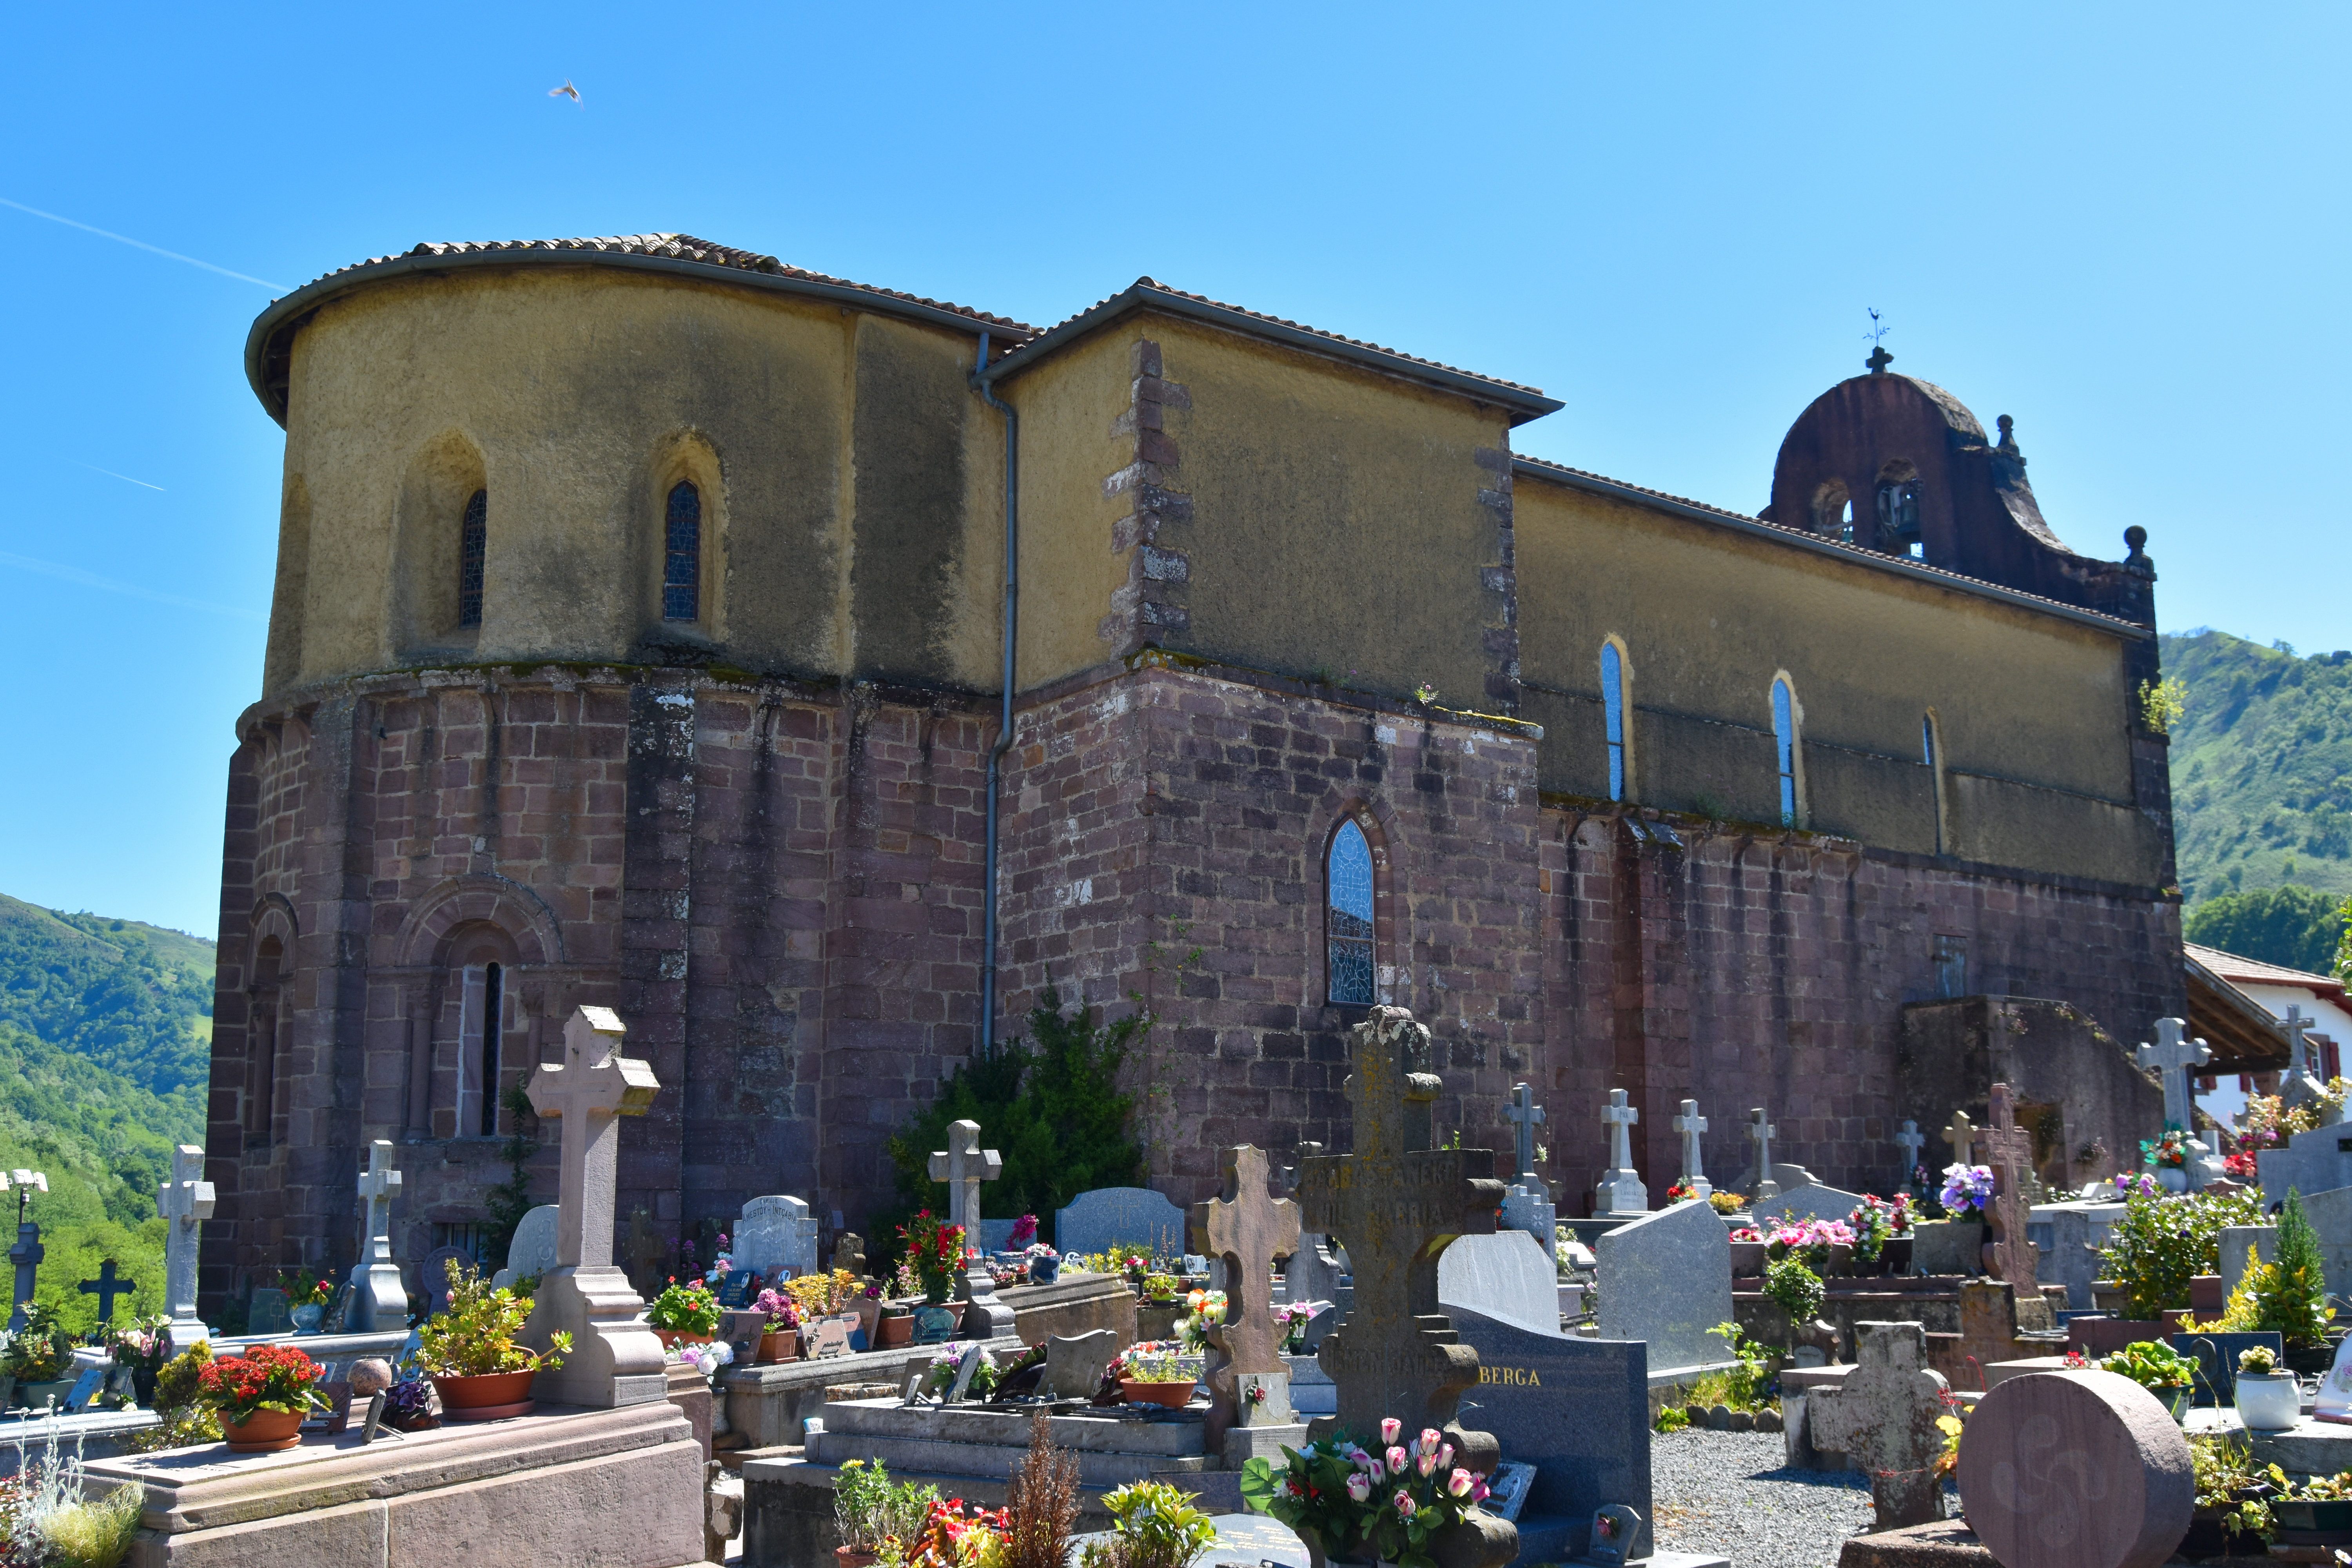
[2185,941,2347,997]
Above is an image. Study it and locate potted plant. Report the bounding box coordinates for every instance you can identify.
[2097,1187,2266,1325]
[898,1211,968,1305]
[1727,1226,1767,1278]
[875,1284,915,1349]
[1025,1242,1062,1286]
[196,1343,325,1452]
[1009,1214,1040,1251]
[1763,1256,1827,1358]
[648,1276,721,1347]
[1240,1416,1494,1568]
[830,1456,939,1568]
[107,1313,174,1408]
[1143,1272,1179,1304]
[1174,1290,1228,1352]
[5,1303,74,1408]
[1707,1190,1747,1218]
[753,1289,801,1363]
[417,1257,572,1419]
[2233,1344,2299,1431]
[1080,1479,1218,1568]
[2100,1339,2199,1424]
[1115,1342,1199,1408]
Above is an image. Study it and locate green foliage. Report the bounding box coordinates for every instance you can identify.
[879,987,1146,1263]
[646,1277,719,1337]
[1653,1405,1691,1433]
[35,1481,145,1568]
[2162,630,2352,909]
[1704,1322,1773,1409]
[2100,1338,2199,1391]
[416,1257,568,1376]
[2140,676,2188,735]
[2243,1192,2336,1347]
[0,894,214,1099]
[2099,1187,2267,1319]
[833,1457,938,1554]
[1763,1256,1824,1328]
[2184,884,2348,975]
[1083,1481,1218,1568]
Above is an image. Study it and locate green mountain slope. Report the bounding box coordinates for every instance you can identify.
[2162,630,2352,909]
[0,894,215,1098]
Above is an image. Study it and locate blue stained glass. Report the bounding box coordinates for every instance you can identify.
[1327,818,1374,1005]
[664,481,700,622]
[1602,642,1625,802]
[458,489,486,628]
[1773,679,1797,825]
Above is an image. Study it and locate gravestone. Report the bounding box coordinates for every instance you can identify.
[7,1169,48,1333]
[2219,1225,2278,1298]
[623,1207,665,1295]
[930,1122,1013,1336]
[420,1247,473,1314]
[1592,1090,1648,1215]
[1974,1083,2042,1291]
[1671,1100,1712,1200]
[1499,1181,1556,1254]
[1753,1184,1867,1227]
[1055,1186,1187,1259]
[2137,1018,2223,1188]
[2029,1201,2127,1309]
[158,1146,214,1343]
[1297,1007,1516,1568]
[246,1287,293,1336]
[1437,1230,1561,1338]
[519,1005,668,1408]
[78,1259,134,1325]
[1745,1109,1782,1201]
[2281,1005,2338,1119]
[1041,1328,1118,1399]
[1504,1082,1551,1234]
[1806,1321,1950,1530]
[977,1219,1019,1254]
[806,1314,860,1359]
[834,1232,867,1277]
[1188,1144,1299,1452]
[1954,1368,2194,1568]
[1284,1234,1346,1312]
[946,1342,986,1403]
[348,1140,408,1332]
[735,1195,819,1280]
[492,1203,560,1290]
[1894,1120,1927,1188]
[911,1304,959,1345]
[1593,1195,1734,1377]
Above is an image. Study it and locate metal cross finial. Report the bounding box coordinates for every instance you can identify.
[78,1259,135,1324]
[1865,308,1892,373]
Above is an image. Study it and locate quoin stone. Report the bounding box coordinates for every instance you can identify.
[158,1146,214,1342]
[348,1140,408,1332]
[1593,1091,1648,1216]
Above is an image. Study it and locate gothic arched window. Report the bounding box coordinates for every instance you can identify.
[664,481,701,622]
[1772,677,1801,826]
[1327,818,1375,1006]
[458,489,488,628]
[1602,641,1629,802]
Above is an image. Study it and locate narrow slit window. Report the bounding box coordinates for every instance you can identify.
[664,481,701,622]
[1878,481,1921,558]
[1771,678,1799,826]
[1602,642,1626,802]
[458,489,487,628]
[1924,712,1947,855]
[479,962,503,1136]
[1327,819,1375,1006]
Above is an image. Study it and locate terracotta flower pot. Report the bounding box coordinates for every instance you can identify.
[1120,1378,1196,1409]
[221,1408,305,1452]
[654,1330,714,1350]
[876,1314,913,1347]
[759,1330,800,1363]
[836,1549,880,1568]
[431,1369,538,1421]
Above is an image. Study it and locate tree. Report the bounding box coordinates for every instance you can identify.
[2184,884,2349,975]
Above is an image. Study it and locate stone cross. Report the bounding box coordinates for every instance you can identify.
[1972,1084,2040,1291]
[357,1140,401,1262]
[1189,1145,1301,1452]
[78,1259,134,1324]
[1807,1321,1951,1531]
[1594,1089,1648,1214]
[348,1140,409,1332]
[4,1171,42,1334]
[1748,1109,1781,1202]
[1940,1109,1976,1167]
[158,1145,214,1340]
[2134,1017,2211,1133]
[1672,1100,1712,1199]
[2280,1006,2334,1116]
[929,1121,1011,1334]
[1505,1083,1546,1183]
[1894,1120,1926,1184]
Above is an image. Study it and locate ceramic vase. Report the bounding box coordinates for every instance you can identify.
[2234,1371,2300,1431]
[290,1303,325,1332]
[2156,1166,2189,1193]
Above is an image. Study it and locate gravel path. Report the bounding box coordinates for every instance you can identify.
[1650,1428,1904,1568]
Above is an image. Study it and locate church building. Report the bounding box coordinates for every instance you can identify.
[201,232,2181,1313]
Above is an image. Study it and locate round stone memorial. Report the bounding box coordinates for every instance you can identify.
[1954,1368,2192,1568]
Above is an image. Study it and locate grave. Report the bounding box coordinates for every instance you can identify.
[5,1170,47,1334]
[1042,1329,1118,1399]
[2220,1223,2278,1297]
[519,1005,669,1408]
[833,1231,866,1277]
[2026,1199,2127,1309]
[1056,1185,1188,1259]
[1592,1089,1648,1216]
[246,1287,293,1337]
[2281,1005,2338,1119]
[1804,1322,1949,1530]
[2256,1121,2352,1206]
[735,1194,820,1280]
[158,1146,214,1344]
[2135,1018,2217,1188]
[1500,1085,1559,1249]
[1671,1099,1712,1200]
[1951,1368,2193,1568]
[1753,1184,1866,1227]
[491,1203,561,1290]
[348,1139,409,1332]
[930,1121,1015,1337]
[1973,1083,2042,1293]
[419,1246,473,1315]
[1187,1144,1301,1457]
[1594,1196,1737,1382]
[1439,1230,1561,1338]
[77,1259,135,1326]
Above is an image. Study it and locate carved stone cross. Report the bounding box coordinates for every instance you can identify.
[528,1006,659,1270]
[357,1140,402,1265]
[1749,1108,1781,1201]
[158,1144,214,1338]
[1807,1322,1951,1531]
[1972,1084,2040,1291]
[1505,1083,1546,1183]
[1894,1120,1926,1183]
[1673,1100,1712,1198]
[349,1139,409,1332]
[927,1121,1003,1245]
[2280,1006,2333,1116]
[1595,1089,1648,1214]
[1189,1145,1301,1452]
[1940,1109,1976,1167]
[2134,1017,2211,1133]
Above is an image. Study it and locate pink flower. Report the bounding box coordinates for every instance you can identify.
[1345,1474,1372,1504]
[1387,1446,1409,1476]
[1419,1428,1443,1455]
[1448,1468,1475,1498]
[1438,1443,1455,1468]
[1393,1492,1416,1517]
[1416,1452,1438,1478]
[1380,1417,1402,1445]
[1473,1479,1490,1503]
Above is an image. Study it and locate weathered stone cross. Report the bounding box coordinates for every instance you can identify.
[158,1145,214,1339]
[357,1140,402,1265]
[2134,1017,2210,1133]
[1807,1321,1951,1531]
[349,1139,409,1332]
[528,1006,659,1270]
[1894,1120,1926,1183]
[1594,1089,1648,1214]
[2280,1005,2333,1116]
[1748,1108,1781,1201]
[1673,1100,1712,1198]
[78,1259,134,1324]
[1505,1083,1546,1183]
[1971,1084,2040,1291]
[1939,1109,1976,1167]
[927,1121,1003,1247]
[1189,1144,1300,1451]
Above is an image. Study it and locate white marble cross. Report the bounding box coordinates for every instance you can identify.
[356,1140,401,1266]
[2135,1016,2211,1132]
[928,1121,1003,1247]
[1506,1083,1546,1182]
[1593,1089,1648,1214]
[158,1145,214,1338]
[1895,1120,1926,1181]
[528,1007,659,1269]
[1602,1090,1639,1171]
[1672,1100,1712,1198]
[1749,1108,1781,1201]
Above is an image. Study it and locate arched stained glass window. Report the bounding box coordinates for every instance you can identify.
[458,488,487,628]
[1772,678,1799,826]
[664,481,701,622]
[1327,818,1375,1006]
[1602,642,1627,802]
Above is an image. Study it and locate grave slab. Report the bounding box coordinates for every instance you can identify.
[807,1397,1214,1488]
[719,1333,1023,1447]
[1594,1197,1735,1377]
[1439,1229,1561,1338]
[1834,1519,1996,1566]
[1056,1187,1188,1259]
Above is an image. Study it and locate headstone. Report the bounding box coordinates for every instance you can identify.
[1894,1120,1926,1187]
[1040,1328,1118,1399]
[491,1203,560,1290]
[1671,1100,1712,1200]
[1054,1186,1187,1260]
[1584,1504,1642,1568]
[833,1232,866,1277]
[715,1271,756,1309]
[6,1218,40,1334]
[418,1247,473,1315]
[78,1259,134,1325]
[735,1195,819,1280]
[1973,1083,2042,1291]
[1506,1083,1547,1182]
[1954,1369,2194,1568]
[62,1367,107,1414]
[1295,1010,1519,1568]
[246,1287,293,1336]
[1446,1305,1651,1563]
[348,1140,409,1332]
[1592,1090,1648,1216]
[520,1005,668,1409]
[2030,1201,2128,1309]
[1747,1109,1782,1201]
[911,1304,959,1345]
[1438,1230,1561,1338]
[946,1342,986,1403]
[1482,1463,1534,1522]
[2283,1186,2352,1303]
[1594,1195,1735,1376]
[806,1314,859,1359]
[158,1146,214,1342]
[1188,1144,1300,1451]
[929,1122,1014,1336]
[1284,1232,1345,1311]
[977,1220,1019,1254]
[1753,1184,1868,1227]
[1806,1321,1950,1530]
[1234,1369,1293,1426]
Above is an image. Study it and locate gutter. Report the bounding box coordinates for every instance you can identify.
[971,334,1018,1056]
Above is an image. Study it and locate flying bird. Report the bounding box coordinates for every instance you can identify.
[549,79,581,105]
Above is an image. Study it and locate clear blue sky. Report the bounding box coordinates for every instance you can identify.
[3,4,2344,936]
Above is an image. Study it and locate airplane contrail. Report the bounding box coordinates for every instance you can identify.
[73,462,165,492]
[0,550,264,621]
[0,196,289,291]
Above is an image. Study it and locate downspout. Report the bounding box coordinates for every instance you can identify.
[971,333,1018,1056]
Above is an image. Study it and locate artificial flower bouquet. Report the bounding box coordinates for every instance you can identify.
[1241,1417,1492,1568]
[898,1210,969,1300]
[1174,1289,1227,1350]
[753,1288,800,1335]
[1664,1181,1700,1204]
[1938,1163,1994,1218]
[1845,1193,1911,1261]
[1764,1218,1855,1274]
[1274,1302,1317,1354]
[1008,1214,1040,1249]
[2142,1130,2190,1171]
[1116,1341,1196,1385]
[2112,1170,2160,1199]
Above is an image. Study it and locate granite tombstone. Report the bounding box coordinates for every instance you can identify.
[1437,1229,1560,1338]
[1056,1186,1187,1260]
[1593,1195,1735,1377]
[735,1195,819,1280]
[1954,1369,2193,1568]
[1187,1144,1299,1452]
[491,1203,561,1290]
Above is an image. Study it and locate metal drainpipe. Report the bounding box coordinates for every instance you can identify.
[971,333,1018,1056]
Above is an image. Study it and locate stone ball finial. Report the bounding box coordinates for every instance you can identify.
[2124,524,2148,553]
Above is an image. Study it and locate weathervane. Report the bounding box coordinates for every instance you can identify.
[1864,308,1892,374]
